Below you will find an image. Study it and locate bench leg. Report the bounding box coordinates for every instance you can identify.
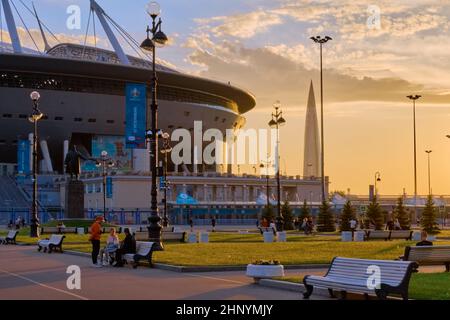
[328,289,335,298]
[302,277,313,299]
[48,245,53,254]
[375,289,387,300]
[38,246,42,252]
[445,263,449,272]
[364,293,369,300]
[401,292,409,301]
[339,291,347,300]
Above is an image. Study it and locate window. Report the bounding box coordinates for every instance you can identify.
[19,114,27,119]
[106,120,115,124]
[2,114,12,118]
[74,118,83,122]
[54,116,64,121]
[88,118,97,123]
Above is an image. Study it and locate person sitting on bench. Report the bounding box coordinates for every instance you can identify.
[416,230,433,247]
[99,228,119,266]
[114,228,136,267]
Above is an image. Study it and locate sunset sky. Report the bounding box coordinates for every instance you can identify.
[2,0,450,195]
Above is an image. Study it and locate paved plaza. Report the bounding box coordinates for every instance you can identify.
[0,245,328,300]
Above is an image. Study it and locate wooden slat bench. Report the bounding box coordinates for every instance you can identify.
[303,257,418,300]
[37,234,65,253]
[0,230,19,244]
[401,246,450,272]
[123,241,156,268]
[40,227,77,234]
[134,231,185,242]
[365,230,391,241]
[390,230,413,241]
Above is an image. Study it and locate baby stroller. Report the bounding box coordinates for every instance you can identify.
[101,243,119,266]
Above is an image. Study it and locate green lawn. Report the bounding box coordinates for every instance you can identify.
[3,230,450,267]
[277,273,450,300]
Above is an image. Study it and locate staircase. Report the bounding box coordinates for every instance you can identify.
[0,176,29,209]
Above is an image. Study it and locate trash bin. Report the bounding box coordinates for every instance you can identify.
[263,232,274,243]
[354,231,366,242]
[199,232,209,243]
[76,227,85,235]
[276,231,287,242]
[341,231,352,242]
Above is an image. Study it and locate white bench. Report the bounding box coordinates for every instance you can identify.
[402,245,450,272]
[0,230,19,244]
[123,241,155,268]
[303,257,417,300]
[37,234,65,253]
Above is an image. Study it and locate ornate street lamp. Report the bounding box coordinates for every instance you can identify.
[374,171,381,197]
[140,1,168,250]
[268,101,286,231]
[425,150,432,195]
[160,132,172,227]
[95,151,114,221]
[310,35,332,202]
[28,91,43,238]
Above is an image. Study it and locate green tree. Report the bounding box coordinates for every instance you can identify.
[317,200,336,232]
[366,195,384,230]
[339,200,356,232]
[262,204,275,222]
[394,197,410,230]
[281,201,294,230]
[421,195,440,235]
[299,200,311,221]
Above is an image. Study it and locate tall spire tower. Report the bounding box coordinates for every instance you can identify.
[303,80,320,178]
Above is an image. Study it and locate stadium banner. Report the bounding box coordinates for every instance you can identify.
[17,139,30,175]
[125,83,147,149]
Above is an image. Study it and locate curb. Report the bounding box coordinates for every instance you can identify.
[257,279,330,297]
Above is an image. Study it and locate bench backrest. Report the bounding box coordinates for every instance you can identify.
[7,230,18,238]
[405,246,450,263]
[327,257,415,287]
[367,230,390,239]
[41,227,59,233]
[135,241,155,256]
[390,230,412,239]
[48,234,65,245]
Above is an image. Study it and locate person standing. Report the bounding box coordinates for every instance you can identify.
[189,218,194,232]
[211,217,216,232]
[89,216,104,268]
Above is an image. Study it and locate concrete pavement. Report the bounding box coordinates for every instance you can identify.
[0,246,329,300]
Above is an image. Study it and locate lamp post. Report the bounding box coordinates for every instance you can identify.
[140,1,168,250]
[268,101,286,231]
[259,162,271,208]
[96,151,114,221]
[28,91,43,238]
[310,35,332,203]
[160,132,172,227]
[425,150,432,195]
[407,94,421,223]
[374,171,381,197]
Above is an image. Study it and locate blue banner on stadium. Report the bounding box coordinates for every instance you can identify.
[125,83,147,149]
[106,177,113,198]
[17,140,30,175]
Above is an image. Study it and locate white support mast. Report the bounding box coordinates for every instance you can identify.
[90,0,130,65]
[1,0,22,53]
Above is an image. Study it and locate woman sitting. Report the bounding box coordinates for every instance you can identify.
[99,228,119,266]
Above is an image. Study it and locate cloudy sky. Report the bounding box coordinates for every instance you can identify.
[2,0,450,195]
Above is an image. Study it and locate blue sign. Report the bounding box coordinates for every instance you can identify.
[176,193,198,205]
[17,140,30,175]
[159,177,165,190]
[125,83,147,149]
[106,177,113,198]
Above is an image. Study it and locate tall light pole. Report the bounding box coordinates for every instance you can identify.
[425,150,432,195]
[28,91,43,238]
[374,171,381,197]
[407,94,421,223]
[268,101,286,231]
[160,132,172,227]
[259,162,271,208]
[140,1,168,250]
[95,151,114,221]
[310,35,332,203]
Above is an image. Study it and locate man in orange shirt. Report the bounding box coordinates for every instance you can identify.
[90,216,104,267]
